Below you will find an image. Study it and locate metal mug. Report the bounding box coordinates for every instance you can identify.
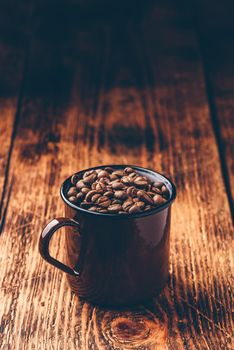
[39,165,176,306]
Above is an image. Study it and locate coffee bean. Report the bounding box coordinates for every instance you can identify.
[110,174,118,180]
[128,172,138,179]
[83,172,97,184]
[71,174,79,185]
[97,170,110,179]
[144,205,152,211]
[67,187,77,197]
[105,167,114,173]
[88,206,98,212]
[98,209,108,213]
[124,167,135,174]
[85,190,98,201]
[81,187,90,194]
[122,199,133,210]
[83,169,96,178]
[96,182,106,192]
[121,176,132,185]
[104,191,113,198]
[133,197,140,203]
[98,177,110,184]
[134,177,148,187]
[112,199,123,205]
[112,170,124,177]
[76,192,84,201]
[107,204,122,213]
[153,194,167,206]
[99,199,111,208]
[135,201,145,209]
[154,181,164,188]
[161,185,169,195]
[112,182,125,190]
[137,190,154,205]
[114,190,127,200]
[76,180,86,190]
[97,196,109,204]
[128,204,141,214]
[152,186,162,194]
[126,186,137,197]
[91,193,102,202]
[80,201,93,209]
[68,196,77,203]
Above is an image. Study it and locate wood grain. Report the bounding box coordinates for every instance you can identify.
[0,1,233,349]
[195,0,234,220]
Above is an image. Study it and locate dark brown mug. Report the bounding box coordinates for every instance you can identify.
[39,165,176,306]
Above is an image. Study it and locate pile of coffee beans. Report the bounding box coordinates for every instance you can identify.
[67,167,170,214]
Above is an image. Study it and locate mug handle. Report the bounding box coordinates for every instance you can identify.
[39,217,80,276]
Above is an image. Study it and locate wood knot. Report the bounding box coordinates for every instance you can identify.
[100,308,167,348]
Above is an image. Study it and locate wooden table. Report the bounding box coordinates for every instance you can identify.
[0,1,233,349]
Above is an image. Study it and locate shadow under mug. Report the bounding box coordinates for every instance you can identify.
[39,165,176,306]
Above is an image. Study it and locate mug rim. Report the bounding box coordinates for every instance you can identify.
[60,164,176,219]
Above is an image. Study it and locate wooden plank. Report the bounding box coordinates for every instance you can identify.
[0,1,233,350]
[194,0,234,219]
[0,37,25,232]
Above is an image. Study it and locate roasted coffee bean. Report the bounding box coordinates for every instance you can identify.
[112,199,123,205]
[96,182,106,192]
[134,177,148,187]
[81,187,90,194]
[91,193,102,202]
[104,191,114,198]
[105,167,114,173]
[80,201,93,209]
[161,185,169,196]
[107,204,122,213]
[137,190,154,205]
[128,172,138,179]
[124,167,134,174]
[67,187,77,197]
[126,186,137,197]
[83,169,96,178]
[122,199,133,210]
[114,190,127,200]
[144,205,152,211]
[128,204,141,214]
[68,196,77,203]
[76,192,84,201]
[83,173,97,184]
[154,181,164,188]
[85,190,98,201]
[76,181,86,190]
[98,177,110,184]
[112,182,125,190]
[99,199,111,208]
[152,186,162,194]
[112,170,124,177]
[88,206,98,212]
[109,174,118,180]
[97,170,110,179]
[98,209,108,213]
[121,176,132,185]
[153,194,167,206]
[71,174,79,185]
[133,197,140,203]
[68,167,170,214]
[135,201,145,209]
[97,196,109,204]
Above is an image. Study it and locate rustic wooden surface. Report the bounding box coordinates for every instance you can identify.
[0,1,233,349]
